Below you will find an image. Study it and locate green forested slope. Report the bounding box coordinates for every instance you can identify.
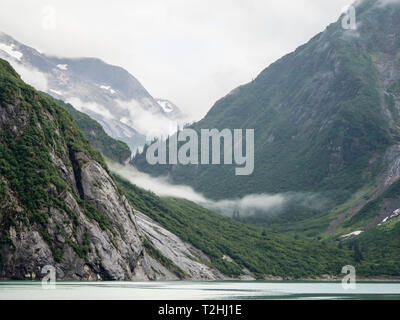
[115,174,359,278]
[50,97,131,164]
[116,173,400,278]
[134,0,395,203]
[0,58,113,261]
[0,55,396,279]
[132,0,400,239]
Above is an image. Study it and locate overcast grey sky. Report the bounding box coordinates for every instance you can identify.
[0,0,353,120]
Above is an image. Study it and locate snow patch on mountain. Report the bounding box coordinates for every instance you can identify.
[0,43,23,61]
[155,98,190,124]
[57,64,68,70]
[100,85,116,94]
[50,89,62,96]
[0,31,188,153]
[115,99,181,140]
[340,230,363,241]
[378,209,400,226]
[156,99,174,113]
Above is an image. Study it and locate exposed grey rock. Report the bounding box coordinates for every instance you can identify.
[0,130,224,281]
[0,100,30,138]
[382,144,400,187]
[0,63,227,281]
[136,212,227,280]
[1,155,225,281]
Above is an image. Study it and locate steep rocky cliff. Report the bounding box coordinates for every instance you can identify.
[0,58,223,280]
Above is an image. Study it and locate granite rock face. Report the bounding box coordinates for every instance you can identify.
[0,148,223,280]
[136,212,227,280]
[0,59,223,281]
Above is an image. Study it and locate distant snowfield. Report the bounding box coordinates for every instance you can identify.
[157,99,173,113]
[57,64,68,70]
[0,33,189,153]
[0,42,23,60]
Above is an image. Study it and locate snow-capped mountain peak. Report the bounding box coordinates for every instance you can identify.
[0,31,189,153]
[156,98,174,113]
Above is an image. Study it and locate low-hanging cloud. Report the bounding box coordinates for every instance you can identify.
[203,194,286,218]
[108,161,208,202]
[203,191,328,218]
[66,97,114,120]
[0,0,356,121]
[62,96,190,142]
[116,98,190,140]
[3,58,49,92]
[108,161,327,219]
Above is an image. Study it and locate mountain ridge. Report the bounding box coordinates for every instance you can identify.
[0,58,226,280]
[132,0,400,239]
[5,57,389,280]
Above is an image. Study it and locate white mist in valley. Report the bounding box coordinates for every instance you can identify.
[108,161,208,202]
[108,162,325,219]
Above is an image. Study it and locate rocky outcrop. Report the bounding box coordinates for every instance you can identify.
[0,147,224,280]
[0,58,224,281]
[136,212,226,280]
[382,145,400,187]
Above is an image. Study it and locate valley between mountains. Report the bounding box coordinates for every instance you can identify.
[1,0,400,280]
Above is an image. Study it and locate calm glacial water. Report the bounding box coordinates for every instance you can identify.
[0,281,400,300]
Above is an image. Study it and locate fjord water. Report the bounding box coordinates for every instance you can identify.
[1,281,400,300]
